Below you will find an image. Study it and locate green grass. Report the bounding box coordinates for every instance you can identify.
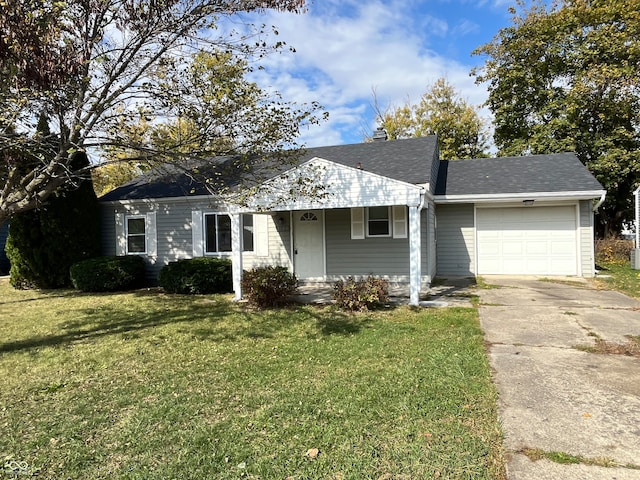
[521,448,620,468]
[0,279,504,479]
[594,262,640,299]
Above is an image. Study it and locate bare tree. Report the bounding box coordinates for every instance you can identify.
[0,0,323,224]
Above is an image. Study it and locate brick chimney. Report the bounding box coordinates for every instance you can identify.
[372,128,388,141]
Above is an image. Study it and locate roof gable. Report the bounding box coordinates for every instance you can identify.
[100,136,439,202]
[244,157,424,211]
[298,136,438,185]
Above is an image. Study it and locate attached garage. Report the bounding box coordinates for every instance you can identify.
[476,205,578,275]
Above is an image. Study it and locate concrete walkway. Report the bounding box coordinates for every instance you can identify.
[478,276,640,480]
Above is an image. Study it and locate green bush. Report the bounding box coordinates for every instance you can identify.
[241,266,297,308]
[70,256,146,292]
[6,149,101,290]
[333,276,389,311]
[159,257,232,294]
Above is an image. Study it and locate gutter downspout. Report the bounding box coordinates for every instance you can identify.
[634,187,640,249]
[593,191,606,212]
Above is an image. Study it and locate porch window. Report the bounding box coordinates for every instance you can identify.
[126,216,147,254]
[204,214,254,253]
[350,206,407,239]
[367,206,391,237]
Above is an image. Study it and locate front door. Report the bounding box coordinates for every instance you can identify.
[293,210,324,279]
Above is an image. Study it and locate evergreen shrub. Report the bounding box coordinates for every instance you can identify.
[159,257,232,294]
[6,151,101,289]
[70,256,146,292]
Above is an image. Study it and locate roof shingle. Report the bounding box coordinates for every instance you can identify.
[99,136,439,201]
[435,153,604,196]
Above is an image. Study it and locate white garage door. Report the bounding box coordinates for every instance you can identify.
[477,206,578,275]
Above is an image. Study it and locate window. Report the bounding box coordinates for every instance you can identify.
[204,213,255,254]
[367,206,391,237]
[205,214,232,253]
[126,216,146,253]
[242,214,254,252]
[350,206,407,239]
[116,212,156,257]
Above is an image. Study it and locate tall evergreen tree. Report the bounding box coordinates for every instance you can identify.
[6,117,101,288]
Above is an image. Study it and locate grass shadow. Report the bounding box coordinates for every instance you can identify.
[0,293,235,353]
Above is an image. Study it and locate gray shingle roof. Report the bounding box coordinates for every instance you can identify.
[435,153,604,196]
[298,136,438,185]
[99,136,439,201]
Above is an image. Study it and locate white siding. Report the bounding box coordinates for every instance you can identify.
[247,158,423,211]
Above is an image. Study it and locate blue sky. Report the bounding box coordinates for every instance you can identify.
[237,0,516,147]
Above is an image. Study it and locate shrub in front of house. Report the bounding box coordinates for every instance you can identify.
[70,256,146,292]
[333,276,389,311]
[595,237,634,265]
[159,257,232,294]
[241,266,298,308]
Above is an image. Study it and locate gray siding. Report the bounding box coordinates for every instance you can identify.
[325,208,410,277]
[101,205,116,257]
[243,213,291,270]
[579,200,596,276]
[435,203,475,276]
[425,202,437,279]
[101,200,291,282]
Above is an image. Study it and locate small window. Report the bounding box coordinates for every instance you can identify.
[242,214,254,252]
[300,212,318,222]
[205,214,232,253]
[126,217,146,254]
[367,206,391,237]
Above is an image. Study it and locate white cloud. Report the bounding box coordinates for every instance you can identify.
[235,0,495,147]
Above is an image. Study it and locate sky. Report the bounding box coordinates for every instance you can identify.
[234,0,516,148]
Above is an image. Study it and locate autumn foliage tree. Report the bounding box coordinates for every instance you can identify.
[0,0,322,223]
[375,78,489,160]
[473,0,640,235]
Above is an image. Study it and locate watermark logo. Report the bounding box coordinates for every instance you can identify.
[2,461,36,477]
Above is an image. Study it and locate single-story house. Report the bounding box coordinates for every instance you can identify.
[99,134,606,305]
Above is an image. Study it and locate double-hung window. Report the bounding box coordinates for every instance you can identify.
[204,213,254,254]
[350,206,407,239]
[367,206,391,237]
[126,216,147,254]
[205,214,232,253]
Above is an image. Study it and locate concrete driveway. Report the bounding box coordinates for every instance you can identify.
[478,276,640,480]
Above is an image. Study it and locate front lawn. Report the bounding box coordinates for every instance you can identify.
[0,279,504,479]
[594,262,640,299]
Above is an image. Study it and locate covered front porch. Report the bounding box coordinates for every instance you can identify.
[228,157,432,306]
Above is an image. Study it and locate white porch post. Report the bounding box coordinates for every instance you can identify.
[409,205,421,306]
[230,213,243,301]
